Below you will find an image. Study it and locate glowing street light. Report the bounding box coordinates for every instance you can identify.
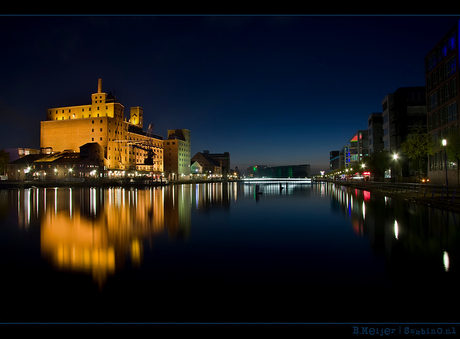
[392,153,399,182]
[443,139,448,194]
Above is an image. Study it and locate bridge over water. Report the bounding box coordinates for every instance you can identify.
[242,178,313,184]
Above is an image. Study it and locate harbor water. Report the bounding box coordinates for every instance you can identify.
[0,181,458,323]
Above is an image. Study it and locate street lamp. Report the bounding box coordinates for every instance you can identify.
[392,153,398,182]
[443,139,448,193]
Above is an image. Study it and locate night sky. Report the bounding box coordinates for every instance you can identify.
[1,15,459,174]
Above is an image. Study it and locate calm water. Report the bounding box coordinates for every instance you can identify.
[0,182,458,323]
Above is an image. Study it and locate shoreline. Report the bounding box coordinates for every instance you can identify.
[0,178,241,189]
[4,178,460,214]
[325,180,460,214]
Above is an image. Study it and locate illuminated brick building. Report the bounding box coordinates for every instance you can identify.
[40,79,165,176]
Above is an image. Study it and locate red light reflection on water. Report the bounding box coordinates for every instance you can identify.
[363,190,370,201]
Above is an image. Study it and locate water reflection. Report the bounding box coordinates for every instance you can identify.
[323,182,459,283]
[1,181,459,294]
[2,183,241,287]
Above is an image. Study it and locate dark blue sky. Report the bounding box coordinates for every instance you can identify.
[1,15,459,174]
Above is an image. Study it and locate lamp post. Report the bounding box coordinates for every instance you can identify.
[442,139,448,194]
[392,153,398,182]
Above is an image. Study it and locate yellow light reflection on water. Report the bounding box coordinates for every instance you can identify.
[394,220,399,240]
[130,239,141,267]
[3,184,230,288]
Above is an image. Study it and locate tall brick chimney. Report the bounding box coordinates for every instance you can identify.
[97,78,102,93]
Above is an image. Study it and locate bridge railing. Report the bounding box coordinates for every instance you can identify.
[242,178,312,183]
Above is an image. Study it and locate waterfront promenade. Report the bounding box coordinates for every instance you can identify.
[323,179,460,213]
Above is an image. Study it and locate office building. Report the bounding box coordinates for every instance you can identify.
[426,22,459,184]
[381,87,426,177]
[367,113,384,154]
[343,131,369,169]
[382,87,426,152]
[329,151,340,171]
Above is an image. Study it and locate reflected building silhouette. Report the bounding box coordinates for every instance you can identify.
[192,182,234,212]
[7,184,240,288]
[164,184,191,239]
[39,187,167,287]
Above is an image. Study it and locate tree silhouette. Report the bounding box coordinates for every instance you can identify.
[401,124,434,176]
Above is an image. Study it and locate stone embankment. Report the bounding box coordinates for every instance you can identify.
[323,179,460,213]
